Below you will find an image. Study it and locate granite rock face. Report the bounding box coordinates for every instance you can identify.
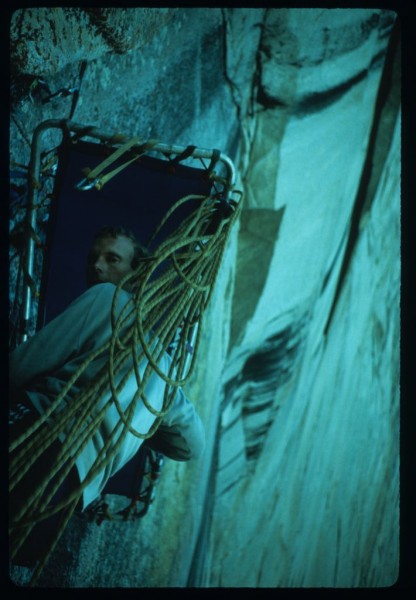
[9,7,400,588]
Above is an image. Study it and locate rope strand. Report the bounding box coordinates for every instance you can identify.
[9,188,241,583]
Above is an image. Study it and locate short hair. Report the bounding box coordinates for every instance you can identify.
[93,226,150,268]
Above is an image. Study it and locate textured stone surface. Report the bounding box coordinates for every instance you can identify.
[9,7,400,588]
[10,8,175,76]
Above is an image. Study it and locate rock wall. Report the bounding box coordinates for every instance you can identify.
[9,7,400,588]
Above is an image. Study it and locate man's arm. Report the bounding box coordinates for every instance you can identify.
[145,386,205,461]
[9,283,129,391]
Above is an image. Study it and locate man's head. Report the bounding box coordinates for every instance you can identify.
[86,226,149,289]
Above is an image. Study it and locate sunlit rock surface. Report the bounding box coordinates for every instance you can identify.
[9,7,400,588]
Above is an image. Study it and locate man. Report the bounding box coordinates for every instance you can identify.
[9,226,205,565]
[86,226,150,289]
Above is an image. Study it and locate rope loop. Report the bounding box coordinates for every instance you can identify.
[9,184,241,583]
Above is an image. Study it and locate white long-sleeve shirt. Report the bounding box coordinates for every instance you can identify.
[9,283,205,508]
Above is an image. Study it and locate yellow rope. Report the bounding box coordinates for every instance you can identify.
[81,137,159,190]
[9,189,241,584]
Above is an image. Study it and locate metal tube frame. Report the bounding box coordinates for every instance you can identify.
[19,119,238,343]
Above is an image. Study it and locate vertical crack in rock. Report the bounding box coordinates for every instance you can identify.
[220,8,243,124]
[241,9,300,211]
[324,18,400,336]
[219,8,268,173]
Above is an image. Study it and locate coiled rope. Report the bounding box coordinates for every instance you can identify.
[9,188,241,584]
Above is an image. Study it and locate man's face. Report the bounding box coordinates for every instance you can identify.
[86,235,135,288]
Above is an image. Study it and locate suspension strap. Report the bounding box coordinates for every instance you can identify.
[68,60,88,120]
[169,145,197,165]
[206,149,221,175]
[79,137,159,190]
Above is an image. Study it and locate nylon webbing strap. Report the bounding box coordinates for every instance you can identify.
[169,145,197,165]
[207,149,221,174]
[68,61,87,121]
[82,137,159,190]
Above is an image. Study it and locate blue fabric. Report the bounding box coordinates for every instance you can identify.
[39,141,212,326]
[101,444,148,497]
